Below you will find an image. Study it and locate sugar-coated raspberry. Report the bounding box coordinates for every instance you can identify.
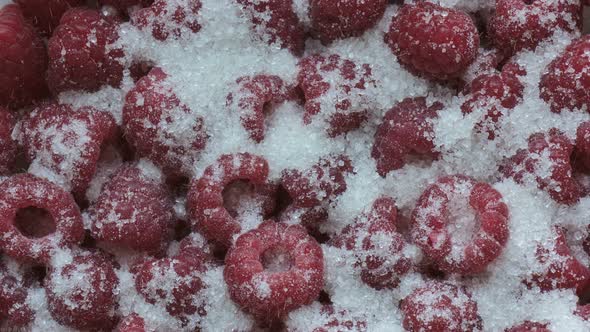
[411,175,510,275]
[131,0,201,41]
[401,281,483,332]
[187,153,270,246]
[14,0,84,36]
[298,54,375,137]
[115,313,146,332]
[237,0,305,55]
[303,304,367,332]
[19,102,118,196]
[0,262,34,326]
[47,8,124,94]
[539,36,590,114]
[385,2,479,80]
[505,321,551,332]
[99,0,153,14]
[123,67,208,176]
[0,174,84,264]
[278,205,328,237]
[500,129,580,205]
[0,5,48,108]
[576,121,590,170]
[177,232,215,265]
[575,305,590,321]
[488,0,581,56]
[309,0,387,44]
[45,250,119,330]
[0,108,17,175]
[372,97,443,176]
[224,221,324,322]
[281,154,353,208]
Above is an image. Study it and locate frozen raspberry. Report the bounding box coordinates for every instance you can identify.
[278,205,328,237]
[99,0,153,14]
[115,313,146,332]
[237,0,305,55]
[187,153,271,247]
[309,0,387,44]
[0,174,84,264]
[401,281,483,332]
[19,102,118,196]
[500,129,580,205]
[131,0,201,41]
[0,5,48,108]
[385,2,479,80]
[47,8,124,94]
[0,262,34,326]
[298,54,375,137]
[45,250,119,330]
[505,321,550,332]
[281,154,353,208]
[224,221,324,322]
[14,0,84,36]
[0,108,17,175]
[372,97,443,176]
[411,175,509,275]
[123,67,207,176]
[488,0,581,56]
[89,162,175,253]
[539,36,590,114]
[576,121,590,170]
[575,305,590,321]
[177,232,215,265]
[287,304,367,332]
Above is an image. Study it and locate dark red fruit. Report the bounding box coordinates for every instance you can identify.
[14,0,83,36]
[115,313,146,332]
[131,0,201,41]
[0,261,34,326]
[505,321,551,332]
[0,107,17,175]
[99,0,153,14]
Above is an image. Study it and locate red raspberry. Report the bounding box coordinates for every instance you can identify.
[0,174,84,264]
[19,102,118,196]
[308,304,367,332]
[576,305,590,321]
[371,97,443,176]
[187,153,271,247]
[411,175,510,275]
[237,0,305,55]
[0,262,34,327]
[309,0,388,44]
[224,221,324,322]
[47,8,124,94]
[500,129,580,205]
[0,108,17,175]
[539,36,590,114]
[298,54,375,137]
[281,154,353,208]
[45,250,119,330]
[505,321,551,332]
[0,5,48,108]
[177,232,215,265]
[131,0,201,41]
[99,0,153,14]
[14,0,84,36]
[385,2,479,80]
[278,205,328,237]
[115,313,146,332]
[575,121,590,170]
[123,67,207,176]
[401,281,483,332]
[488,0,582,56]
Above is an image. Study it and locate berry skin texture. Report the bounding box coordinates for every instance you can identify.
[0,174,84,264]
[0,262,34,327]
[385,2,479,81]
[224,221,324,322]
[99,0,153,14]
[132,0,201,41]
[115,313,146,332]
[575,121,590,171]
[47,8,124,94]
[0,108,17,175]
[401,281,483,332]
[14,0,84,36]
[309,0,388,44]
[0,5,48,109]
[505,321,551,332]
[539,36,590,114]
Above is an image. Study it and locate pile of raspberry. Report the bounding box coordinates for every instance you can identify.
[2,0,590,331]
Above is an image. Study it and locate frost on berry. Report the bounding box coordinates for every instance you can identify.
[371,97,443,176]
[385,2,479,81]
[286,303,368,332]
[278,205,328,237]
[0,108,17,175]
[0,174,84,264]
[224,221,324,322]
[0,260,34,327]
[14,0,84,36]
[505,321,551,332]
[298,54,376,137]
[99,0,153,14]
[115,313,146,332]
[131,0,201,41]
[401,281,483,332]
[575,121,590,172]
[411,175,510,275]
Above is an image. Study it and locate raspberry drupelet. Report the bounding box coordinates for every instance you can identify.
[505,321,551,332]
[0,108,17,175]
[0,261,34,327]
[224,221,324,322]
[14,0,84,36]
[132,0,201,41]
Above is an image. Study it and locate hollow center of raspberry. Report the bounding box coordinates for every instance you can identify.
[223,180,260,217]
[14,207,57,238]
[261,245,293,272]
[445,188,479,254]
[522,0,534,4]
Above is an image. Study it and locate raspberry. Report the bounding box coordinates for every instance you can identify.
[296,304,367,332]
[281,154,353,208]
[539,36,590,114]
[45,250,119,330]
[177,232,215,265]
[278,205,328,237]
[237,0,305,55]
[576,121,590,170]
[187,153,271,246]
[500,129,580,205]
[0,174,84,264]
[19,102,118,196]
[224,221,324,322]
[0,108,17,175]
[115,313,146,332]
[47,8,124,94]
[0,262,34,326]
[371,97,443,176]
[14,0,84,36]
[575,305,590,321]
[488,0,582,56]
[385,2,479,80]
[298,54,375,137]
[89,162,175,253]
[131,0,201,41]
[401,281,483,332]
[505,321,551,332]
[0,5,48,108]
[309,0,387,44]
[411,175,510,275]
[99,0,153,14]
[123,67,208,176]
